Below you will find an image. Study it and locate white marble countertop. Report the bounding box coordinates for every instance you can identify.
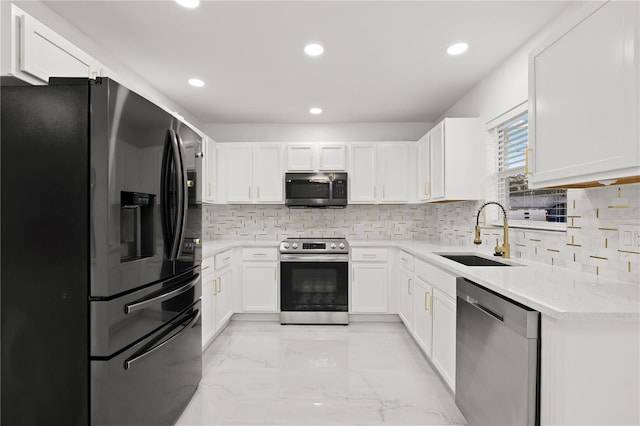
[202,239,640,321]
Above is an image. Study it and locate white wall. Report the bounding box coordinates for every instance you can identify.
[202,122,432,143]
[1,1,205,130]
[437,1,586,126]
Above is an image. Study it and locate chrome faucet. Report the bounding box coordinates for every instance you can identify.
[474,201,510,259]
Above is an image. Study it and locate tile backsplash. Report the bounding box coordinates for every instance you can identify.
[204,183,640,284]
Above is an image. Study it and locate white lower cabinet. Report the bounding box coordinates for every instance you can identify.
[241,248,278,312]
[400,257,457,392]
[431,288,456,391]
[351,263,388,313]
[201,261,215,349]
[412,277,433,356]
[214,266,234,330]
[398,267,414,330]
[202,251,235,350]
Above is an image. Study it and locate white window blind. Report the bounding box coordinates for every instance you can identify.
[496,113,566,229]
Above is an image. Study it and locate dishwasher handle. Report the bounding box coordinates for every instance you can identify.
[463,295,504,322]
[457,277,539,338]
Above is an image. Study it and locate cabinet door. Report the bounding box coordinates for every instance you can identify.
[380,144,410,202]
[223,146,253,202]
[351,263,388,313]
[203,138,217,203]
[530,1,640,187]
[429,122,445,200]
[417,135,431,202]
[253,145,283,202]
[16,10,103,84]
[398,268,414,330]
[241,262,278,312]
[350,145,377,203]
[201,269,216,348]
[432,289,456,391]
[214,267,234,330]
[413,278,433,357]
[319,145,346,171]
[287,145,314,171]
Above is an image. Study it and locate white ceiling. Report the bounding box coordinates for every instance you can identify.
[44,1,570,124]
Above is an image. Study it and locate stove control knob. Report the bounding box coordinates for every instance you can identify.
[292,243,298,249]
[338,243,345,249]
[282,242,290,249]
[330,243,337,249]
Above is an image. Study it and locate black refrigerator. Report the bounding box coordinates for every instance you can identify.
[1,77,202,425]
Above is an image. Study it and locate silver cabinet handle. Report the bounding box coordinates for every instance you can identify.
[124,275,199,314]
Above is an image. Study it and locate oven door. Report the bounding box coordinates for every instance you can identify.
[280,257,348,312]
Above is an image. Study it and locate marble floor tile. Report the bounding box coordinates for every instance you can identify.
[176,321,466,426]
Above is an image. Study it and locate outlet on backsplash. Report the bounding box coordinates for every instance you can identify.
[619,225,640,249]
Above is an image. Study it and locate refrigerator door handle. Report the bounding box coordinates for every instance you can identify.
[160,129,177,260]
[123,308,200,370]
[123,274,200,315]
[166,129,184,260]
[174,132,189,259]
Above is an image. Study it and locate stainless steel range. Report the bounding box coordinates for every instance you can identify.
[279,238,349,325]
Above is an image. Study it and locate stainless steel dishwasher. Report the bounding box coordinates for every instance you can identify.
[456,277,540,426]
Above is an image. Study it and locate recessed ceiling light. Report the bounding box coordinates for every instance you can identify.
[447,42,469,56]
[309,107,323,115]
[304,44,324,57]
[188,78,205,87]
[176,0,200,8]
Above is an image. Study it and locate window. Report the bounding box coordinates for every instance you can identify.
[495,112,566,230]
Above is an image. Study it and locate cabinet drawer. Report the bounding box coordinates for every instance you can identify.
[415,259,457,299]
[202,258,214,276]
[398,251,414,271]
[242,247,278,261]
[351,248,388,262]
[214,249,234,269]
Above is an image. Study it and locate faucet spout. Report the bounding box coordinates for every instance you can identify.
[474,201,511,259]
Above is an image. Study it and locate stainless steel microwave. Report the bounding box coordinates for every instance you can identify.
[285,172,347,208]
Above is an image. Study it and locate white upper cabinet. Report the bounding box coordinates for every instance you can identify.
[417,118,483,203]
[222,145,254,203]
[203,137,217,204]
[286,144,346,171]
[429,122,446,200]
[219,143,283,204]
[350,143,414,204]
[286,145,315,171]
[529,1,640,188]
[349,145,378,202]
[6,5,104,84]
[318,145,346,170]
[417,134,431,202]
[253,145,284,202]
[380,144,411,202]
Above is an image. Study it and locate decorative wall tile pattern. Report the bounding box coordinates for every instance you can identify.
[203,183,640,284]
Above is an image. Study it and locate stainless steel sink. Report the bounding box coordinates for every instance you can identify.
[438,254,513,267]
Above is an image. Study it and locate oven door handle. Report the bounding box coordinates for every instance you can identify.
[280,254,348,262]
